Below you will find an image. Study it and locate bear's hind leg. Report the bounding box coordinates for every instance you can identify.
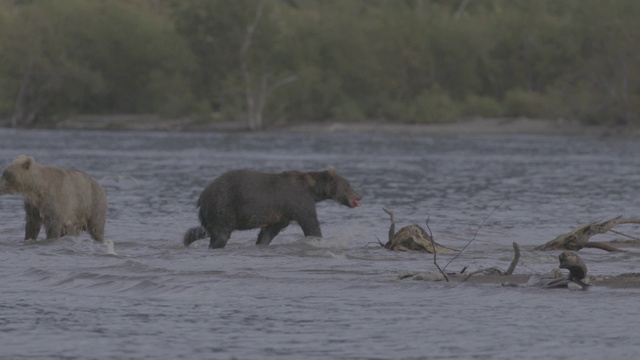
[88,221,105,242]
[256,221,289,245]
[24,201,41,241]
[183,226,208,247]
[44,221,63,240]
[208,229,231,249]
[88,225,104,242]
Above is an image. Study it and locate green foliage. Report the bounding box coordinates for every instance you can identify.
[0,0,194,125]
[463,95,503,118]
[167,0,259,111]
[0,0,639,127]
[503,89,546,119]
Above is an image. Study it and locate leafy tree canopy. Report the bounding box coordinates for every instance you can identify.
[0,0,638,128]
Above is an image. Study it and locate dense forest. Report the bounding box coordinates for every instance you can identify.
[0,0,638,129]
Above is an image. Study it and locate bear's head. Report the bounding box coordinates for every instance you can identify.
[0,155,36,195]
[309,166,362,208]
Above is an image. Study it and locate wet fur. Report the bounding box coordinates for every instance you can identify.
[184,168,361,249]
[0,155,107,241]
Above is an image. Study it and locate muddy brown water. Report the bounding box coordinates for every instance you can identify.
[1,128,640,359]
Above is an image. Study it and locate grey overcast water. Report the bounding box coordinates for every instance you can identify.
[1,128,640,359]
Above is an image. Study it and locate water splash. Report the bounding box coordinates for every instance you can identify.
[105,239,117,255]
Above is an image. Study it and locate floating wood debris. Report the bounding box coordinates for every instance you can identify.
[381,208,458,254]
[536,216,640,252]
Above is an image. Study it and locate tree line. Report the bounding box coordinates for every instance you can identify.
[1,0,638,129]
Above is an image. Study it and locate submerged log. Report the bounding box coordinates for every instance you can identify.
[535,216,640,252]
[382,208,458,254]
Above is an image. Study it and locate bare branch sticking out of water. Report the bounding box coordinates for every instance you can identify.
[443,201,505,271]
[506,242,521,275]
[374,236,385,247]
[426,217,449,282]
[461,241,521,282]
[608,229,640,241]
[383,207,396,243]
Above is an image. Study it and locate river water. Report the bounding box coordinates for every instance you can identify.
[1,128,640,359]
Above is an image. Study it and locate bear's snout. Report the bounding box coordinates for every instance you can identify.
[343,190,362,208]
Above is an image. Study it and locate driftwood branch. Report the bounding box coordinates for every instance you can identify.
[426,218,449,282]
[462,241,521,281]
[381,208,457,254]
[383,207,396,243]
[536,216,640,252]
[506,241,521,275]
[461,267,504,281]
[443,201,504,271]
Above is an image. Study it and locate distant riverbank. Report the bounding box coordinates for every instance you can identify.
[4,115,637,137]
[283,117,633,137]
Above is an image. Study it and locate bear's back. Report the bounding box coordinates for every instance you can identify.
[197,169,313,211]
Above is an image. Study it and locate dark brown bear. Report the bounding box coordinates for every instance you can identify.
[183,167,362,249]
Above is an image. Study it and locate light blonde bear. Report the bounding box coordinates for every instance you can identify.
[0,155,107,241]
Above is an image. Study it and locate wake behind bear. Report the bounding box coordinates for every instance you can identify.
[184,167,362,249]
[0,155,107,242]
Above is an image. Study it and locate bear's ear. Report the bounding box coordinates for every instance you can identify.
[327,166,337,176]
[15,155,34,170]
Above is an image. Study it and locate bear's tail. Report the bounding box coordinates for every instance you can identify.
[183,226,209,247]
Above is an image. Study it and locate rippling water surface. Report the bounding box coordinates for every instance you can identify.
[1,128,640,359]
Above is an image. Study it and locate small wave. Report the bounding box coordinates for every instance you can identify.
[119,259,173,274]
[286,233,365,250]
[263,237,354,260]
[519,250,559,264]
[326,250,347,259]
[298,248,350,259]
[116,279,193,295]
[34,269,199,296]
[42,271,141,289]
[80,270,207,295]
[10,236,134,258]
[23,267,55,281]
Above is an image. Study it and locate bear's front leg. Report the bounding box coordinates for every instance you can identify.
[297,216,322,238]
[256,221,289,245]
[23,201,41,240]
